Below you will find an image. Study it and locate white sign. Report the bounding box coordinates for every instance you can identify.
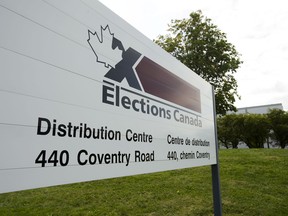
[0,0,216,194]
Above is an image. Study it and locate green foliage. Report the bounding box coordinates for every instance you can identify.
[267,109,288,149]
[1,149,288,215]
[238,114,270,148]
[218,109,288,149]
[154,10,242,115]
[217,114,242,148]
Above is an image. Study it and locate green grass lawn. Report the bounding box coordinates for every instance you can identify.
[0,149,287,215]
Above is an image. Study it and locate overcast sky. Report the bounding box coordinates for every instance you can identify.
[99,0,288,110]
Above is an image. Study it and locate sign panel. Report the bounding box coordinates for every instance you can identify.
[0,0,216,194]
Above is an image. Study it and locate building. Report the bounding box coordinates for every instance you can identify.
[228,103,283,115]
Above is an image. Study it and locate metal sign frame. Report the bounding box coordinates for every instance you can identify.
[0,1,222,214]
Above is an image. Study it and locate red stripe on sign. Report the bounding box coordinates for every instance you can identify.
[135,57,201,113]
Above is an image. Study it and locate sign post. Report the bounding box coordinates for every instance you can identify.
[0,1,222,214]
[211,88,223,216]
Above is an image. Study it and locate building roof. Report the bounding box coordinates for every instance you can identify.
[228,103,283,114]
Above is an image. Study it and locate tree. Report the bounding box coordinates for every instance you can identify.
[238,114,270,148]
[154,11,242,115]
[267,109,288,149]
[217,114,241,149]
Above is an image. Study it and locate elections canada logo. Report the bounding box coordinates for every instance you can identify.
[87,25,202,127]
